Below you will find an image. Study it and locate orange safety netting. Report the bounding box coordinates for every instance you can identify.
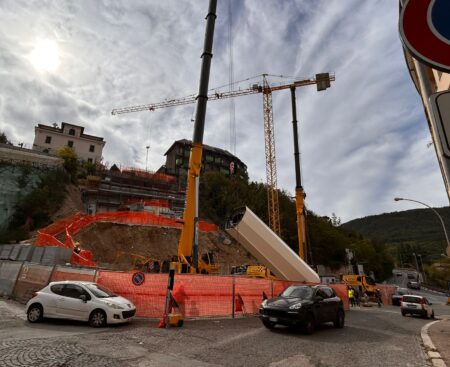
[126,199,170,208]
[95,272,350,318]
[35,211,218,267]
[376,284,397,305]
[51,269,96,282]
[65,230,96,267]
[35,232,67,248]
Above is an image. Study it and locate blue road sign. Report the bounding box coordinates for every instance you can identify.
[132,271,145,286]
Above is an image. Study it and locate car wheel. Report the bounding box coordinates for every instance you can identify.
[431,311,435,319]
[89,310,106,328]
[333,310,345,328]
[401,310,406,317]
[303,314,315,335]
[262,320,275,330]
[27,304,43,323]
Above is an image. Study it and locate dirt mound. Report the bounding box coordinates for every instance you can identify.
[53,184,85,220]
[74,222,256,273]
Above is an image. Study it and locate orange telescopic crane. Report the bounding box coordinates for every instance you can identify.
[112,73,334,243]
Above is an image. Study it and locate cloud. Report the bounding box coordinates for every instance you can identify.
[0,0,447,222]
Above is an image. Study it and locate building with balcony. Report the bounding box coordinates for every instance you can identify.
[33,122,105,162]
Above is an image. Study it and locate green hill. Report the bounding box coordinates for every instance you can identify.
[342,207,450,263]
[199,172,394,280]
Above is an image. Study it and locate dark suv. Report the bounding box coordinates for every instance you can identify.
[259,285,345,334]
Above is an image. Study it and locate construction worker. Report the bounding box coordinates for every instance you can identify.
[375,289,383,307]
[73,242,81,254]
[348,287,355,307]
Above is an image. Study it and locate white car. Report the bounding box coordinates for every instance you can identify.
[26,281,136,327]
[400,295,434,319]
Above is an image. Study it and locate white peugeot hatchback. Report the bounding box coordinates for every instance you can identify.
[26,281,136,327]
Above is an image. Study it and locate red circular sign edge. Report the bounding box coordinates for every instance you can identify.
[400,0,450,71]
[131,271,145,286]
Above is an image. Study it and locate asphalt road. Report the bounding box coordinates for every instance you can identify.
[1,295,448,367]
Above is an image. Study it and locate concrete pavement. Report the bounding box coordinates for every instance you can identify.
[424,317,450,367]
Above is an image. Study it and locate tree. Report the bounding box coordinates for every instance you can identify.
[0,131,11,145]
[57,146,78,180]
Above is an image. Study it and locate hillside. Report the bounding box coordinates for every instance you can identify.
[342,207,450,261]
[75,222,256,273]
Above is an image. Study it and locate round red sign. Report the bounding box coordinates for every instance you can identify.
[132,271,145,286]
[400,0,450,72]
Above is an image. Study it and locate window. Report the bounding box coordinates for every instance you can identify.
[61,284,88,299]
[45,136,52,144]
[89,145,95,152]
[87,158,93,163]
[322,287,335,298]
[68,140,74,148]
[68,128,76,136]
[315,288,328,299]
[50,284,64,295]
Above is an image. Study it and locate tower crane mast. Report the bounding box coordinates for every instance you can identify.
[112,73,335,239]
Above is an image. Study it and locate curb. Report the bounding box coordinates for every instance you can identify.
[421,319,447,367]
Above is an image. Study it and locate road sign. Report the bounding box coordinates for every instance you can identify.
[132,271,145,286]
[430,91,450,158]
[400,0,450,72]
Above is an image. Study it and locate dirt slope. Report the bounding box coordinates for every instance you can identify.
[74,222,256,273]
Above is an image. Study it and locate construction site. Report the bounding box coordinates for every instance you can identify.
[3,0,429,324]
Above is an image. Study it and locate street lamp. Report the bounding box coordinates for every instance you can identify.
[394,197,450,257]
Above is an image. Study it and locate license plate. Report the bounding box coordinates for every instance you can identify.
[407,304,417,308]
[269,317,278,322]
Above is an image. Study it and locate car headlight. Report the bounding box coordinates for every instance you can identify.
[261,299,268,308]
[289,303,302,310]
[106,302,124,310]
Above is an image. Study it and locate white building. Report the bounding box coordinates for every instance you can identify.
[33,122,105,163]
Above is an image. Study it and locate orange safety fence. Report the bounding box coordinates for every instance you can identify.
[126,199,170,208]
[38,212,84,236]
[50,267,96,282]
[377,284,397,305]
[35,211,218,266]
[95,271,350,318]
[235,277,272,314]
[35,232,67,248]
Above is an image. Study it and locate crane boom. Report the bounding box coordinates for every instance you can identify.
[111,75,334,115]
[111,73,335,240]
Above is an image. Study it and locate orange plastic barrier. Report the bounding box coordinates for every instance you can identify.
[35,232,67,248]
[330,284,349,311]
[376,284,397,305]
[126,199,170,208]
[94,271,349,318]
[51,267,96,282]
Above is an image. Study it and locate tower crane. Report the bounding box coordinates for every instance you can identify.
[112,73,334,239]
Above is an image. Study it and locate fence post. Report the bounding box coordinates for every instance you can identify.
[231,276,235,319]
[271,279,274,298]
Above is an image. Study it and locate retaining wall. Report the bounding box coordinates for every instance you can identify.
[0,261,23,297]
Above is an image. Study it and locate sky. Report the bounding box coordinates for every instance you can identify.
[0,0,448,222]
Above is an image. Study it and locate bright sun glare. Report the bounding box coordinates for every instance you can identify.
[30,39,60,72]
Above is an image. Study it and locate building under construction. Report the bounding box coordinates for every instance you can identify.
[81,139,248,217]
[159,139,248,189]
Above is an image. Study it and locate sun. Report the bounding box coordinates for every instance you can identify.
[30,39,61,72]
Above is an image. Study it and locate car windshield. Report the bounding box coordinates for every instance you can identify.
[397,288,408,295]
[85,284,117,298]
[403,296,421,303]
[280,286,313,299]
